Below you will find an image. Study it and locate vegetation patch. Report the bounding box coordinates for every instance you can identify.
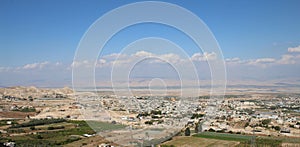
[1,120,96,146]
[193,132,253,142]
[85,120,126,132]
[10,118,66,128]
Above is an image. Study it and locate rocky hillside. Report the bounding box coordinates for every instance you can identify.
[0,86,73,100]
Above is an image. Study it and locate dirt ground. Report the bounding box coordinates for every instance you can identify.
[64,135,119,147]
[161,136,240,147]
[0,111,36,119]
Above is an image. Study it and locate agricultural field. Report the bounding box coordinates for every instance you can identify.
[193,132,253,142]
[194,132,286,146]
[0,118,126,146]
[161,136,240,147]
[162,132,300,147]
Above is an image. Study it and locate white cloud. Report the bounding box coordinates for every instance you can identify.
[157,53,182,64]
[95,59,107,68]
[134,51,154,57]
[277,54,300,64]
[71,60,97,68]
[191,52,216,61]
[226,57,240,62]
[288,45,300,53]
[226,57,242,64]
[97,51,188,67]
[2,49,300,87]
[23,61,49,70]
[248,58,275,65]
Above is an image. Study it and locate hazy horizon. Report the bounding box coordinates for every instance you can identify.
[1,0,300,88]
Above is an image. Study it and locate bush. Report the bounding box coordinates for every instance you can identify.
[185,127,191,136]
[208,128,215,132]
[262,119,271,125]
[195,124,199,133]
[30,126,35,130]
[151,115,160,119]
[36,134,43,139]
[191,113,204,119]
[244,122,250,128]
[255,138,282,146]
[145,121,153,125]
[47,126,65,130]
[14,107,36,112]
[161,145,175,147]
[7,128,25,133]
[63,136,81,144]
[10,118,66,128]
[274,126,281,131]
[150,110,161,115]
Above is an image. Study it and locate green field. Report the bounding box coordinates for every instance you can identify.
[193,132,287,146]
[193,132,253,142]
[86,120,126,132]
[0,119,126,146]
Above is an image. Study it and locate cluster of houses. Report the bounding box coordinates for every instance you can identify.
[96,94,300,137]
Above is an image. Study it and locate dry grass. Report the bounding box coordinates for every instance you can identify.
[64,135,118,147]
[0,111,36,119]
[161,136,240,147]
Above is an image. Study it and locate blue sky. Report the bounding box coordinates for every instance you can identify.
[1,0,300,87]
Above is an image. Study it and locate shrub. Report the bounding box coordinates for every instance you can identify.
[244,122,250,128]
[262,119,271,125]
[30,126,35,130]
[145,121,153,125]
[208,128,215,132]
[185,127,191,136]
[37,134,43,139]
[191,113,204,119]
[274,126,281,131]
[47,126,65,130]
[151,110,161,115]
[10,118,66,128]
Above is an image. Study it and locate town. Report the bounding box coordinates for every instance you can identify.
[0,86,299,146]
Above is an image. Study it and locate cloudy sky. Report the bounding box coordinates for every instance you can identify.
[0,0,300,87]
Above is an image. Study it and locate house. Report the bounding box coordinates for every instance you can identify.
[280,128,291,133]
[3,142,15,147]
[99,143,113,147]
[83,134,93,137]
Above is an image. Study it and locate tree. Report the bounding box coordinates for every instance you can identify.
[244,122,250,128]
[208,128,215,132]
[262,119,271,125]
[28,96,33,101]
[30,126,35,130]
[274,126,281,131]
[37,134,43,139]
[195,124,199,133]
[185,127,191,136]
